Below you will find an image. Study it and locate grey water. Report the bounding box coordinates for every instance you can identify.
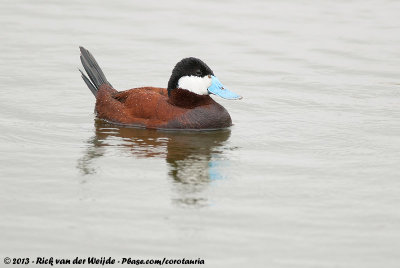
[1,0,400,267]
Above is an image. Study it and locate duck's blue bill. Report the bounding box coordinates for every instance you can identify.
[208,76,242,100]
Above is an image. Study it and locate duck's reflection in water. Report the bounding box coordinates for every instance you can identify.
[78,120,232,207]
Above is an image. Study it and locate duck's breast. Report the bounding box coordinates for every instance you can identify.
[165,102,232,129]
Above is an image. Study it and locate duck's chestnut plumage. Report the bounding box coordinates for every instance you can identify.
[78,47,240,130]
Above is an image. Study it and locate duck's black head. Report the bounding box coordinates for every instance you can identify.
[167,57,242,100]
[167,57,214,96]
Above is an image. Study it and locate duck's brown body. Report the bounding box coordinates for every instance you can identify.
[95,84,232,129]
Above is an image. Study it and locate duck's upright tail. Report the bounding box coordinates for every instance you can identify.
[79,46,112,97]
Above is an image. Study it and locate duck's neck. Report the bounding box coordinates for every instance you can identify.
[168,88,214,109]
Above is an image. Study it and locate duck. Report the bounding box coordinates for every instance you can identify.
[78,46,241,130]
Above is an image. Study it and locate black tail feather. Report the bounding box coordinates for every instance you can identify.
[79,46,112,97]
[79,69,97,96]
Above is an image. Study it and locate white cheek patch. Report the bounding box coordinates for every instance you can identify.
[177,75,212,95]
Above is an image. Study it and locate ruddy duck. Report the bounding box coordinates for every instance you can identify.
[78,47,241,129]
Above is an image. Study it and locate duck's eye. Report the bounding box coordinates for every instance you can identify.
[195,70,202,76]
